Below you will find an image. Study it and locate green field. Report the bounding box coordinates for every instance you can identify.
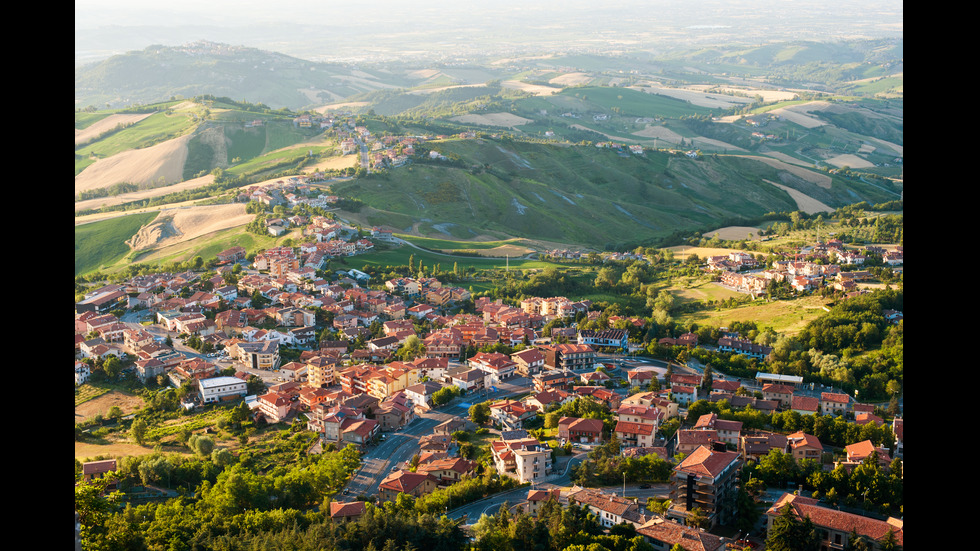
[396,235,525,251]
[554,86,720,119]
[75,110,200,159]
[75,213,158,275]
[675,294,831,336]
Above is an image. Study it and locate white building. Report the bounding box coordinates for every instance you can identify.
[198,376,248,404]
[75,361,91,385]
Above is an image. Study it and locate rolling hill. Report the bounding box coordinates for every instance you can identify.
[329,137,899,250]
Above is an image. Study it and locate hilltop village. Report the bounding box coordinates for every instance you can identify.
[76,219,903,550]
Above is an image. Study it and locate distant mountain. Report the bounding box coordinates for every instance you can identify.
[74,41,416,111]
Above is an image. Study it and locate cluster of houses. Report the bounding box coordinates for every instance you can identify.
[540,249,646,263]
[76,232,903,548]
[707,240,904,297]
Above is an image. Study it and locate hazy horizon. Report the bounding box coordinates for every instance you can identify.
[76,0,903,65]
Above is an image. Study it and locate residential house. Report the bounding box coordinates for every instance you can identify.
[329,501,366,524]
[567,486,644,528]
[765,494,903,550]
[762,384,794,409]
[557,417,604,444]
[740,431,789,463]
[403,380,445,412]
[636,517,727,551]
[341,418,380,448]
[525,388,574,411]
[532,369,577,392]
[615,421,657,449]
[692,413,742,447]
[676,430,721,456]
[417,457,477,485]
[449,367,487,392]
[791,395,819,416]
[511,348,546,376]
[491,436,552,483]
[378,470,440,502]
[786,432,824,463]
[821,392,851,416]
[577,329,628,351]
[541,343,596,371]
[256,391,292,423]
[670,385,698,406]
[525,488,561,517]
[489,399,539,430]
[81,459,119,490]
[843,440,892,469]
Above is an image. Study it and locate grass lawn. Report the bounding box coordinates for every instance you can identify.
[675,294,831,336]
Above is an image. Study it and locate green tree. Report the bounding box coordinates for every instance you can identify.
[130,417,148,445]
[765,504,821,551]
[469,402,490,425]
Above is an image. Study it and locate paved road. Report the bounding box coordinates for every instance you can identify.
[343,410,459,498]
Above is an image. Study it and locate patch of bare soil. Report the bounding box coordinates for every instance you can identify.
[763,179,834,214]
[500,80,562,96]
[126,204,252,251]
[825,153,875,169]
[549,72,592,86]
[75,134,193,196]
[75,390,145,424]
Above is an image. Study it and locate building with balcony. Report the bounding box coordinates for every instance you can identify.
[667,445,742,529]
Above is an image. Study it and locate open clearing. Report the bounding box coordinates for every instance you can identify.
[769,101,834,128]
[127,204,252,251]
[734,154,832,189]
[450,112,534,127]
[826,153,875,169]
[75,441,162,461]
[76,113,155,145]
[75,389,144,424]
[75,134,192,196]
[74,174,216,213]
[549,73,592,86]
[701,226,764,241]
[763,180,833,213]
[666,245,746,260]
[629,84,755,110]
[315,101,370,114]
[439,243,534,257]
[305,154,358,172]
[678,294,831,336]
[501,80,562,96]
[760,150,815,168]
[632,125,684,141]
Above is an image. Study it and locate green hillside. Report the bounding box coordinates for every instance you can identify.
[330,137,893,250]
[75,213,158,275]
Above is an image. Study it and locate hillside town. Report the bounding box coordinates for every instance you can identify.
[76,225,903,550]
